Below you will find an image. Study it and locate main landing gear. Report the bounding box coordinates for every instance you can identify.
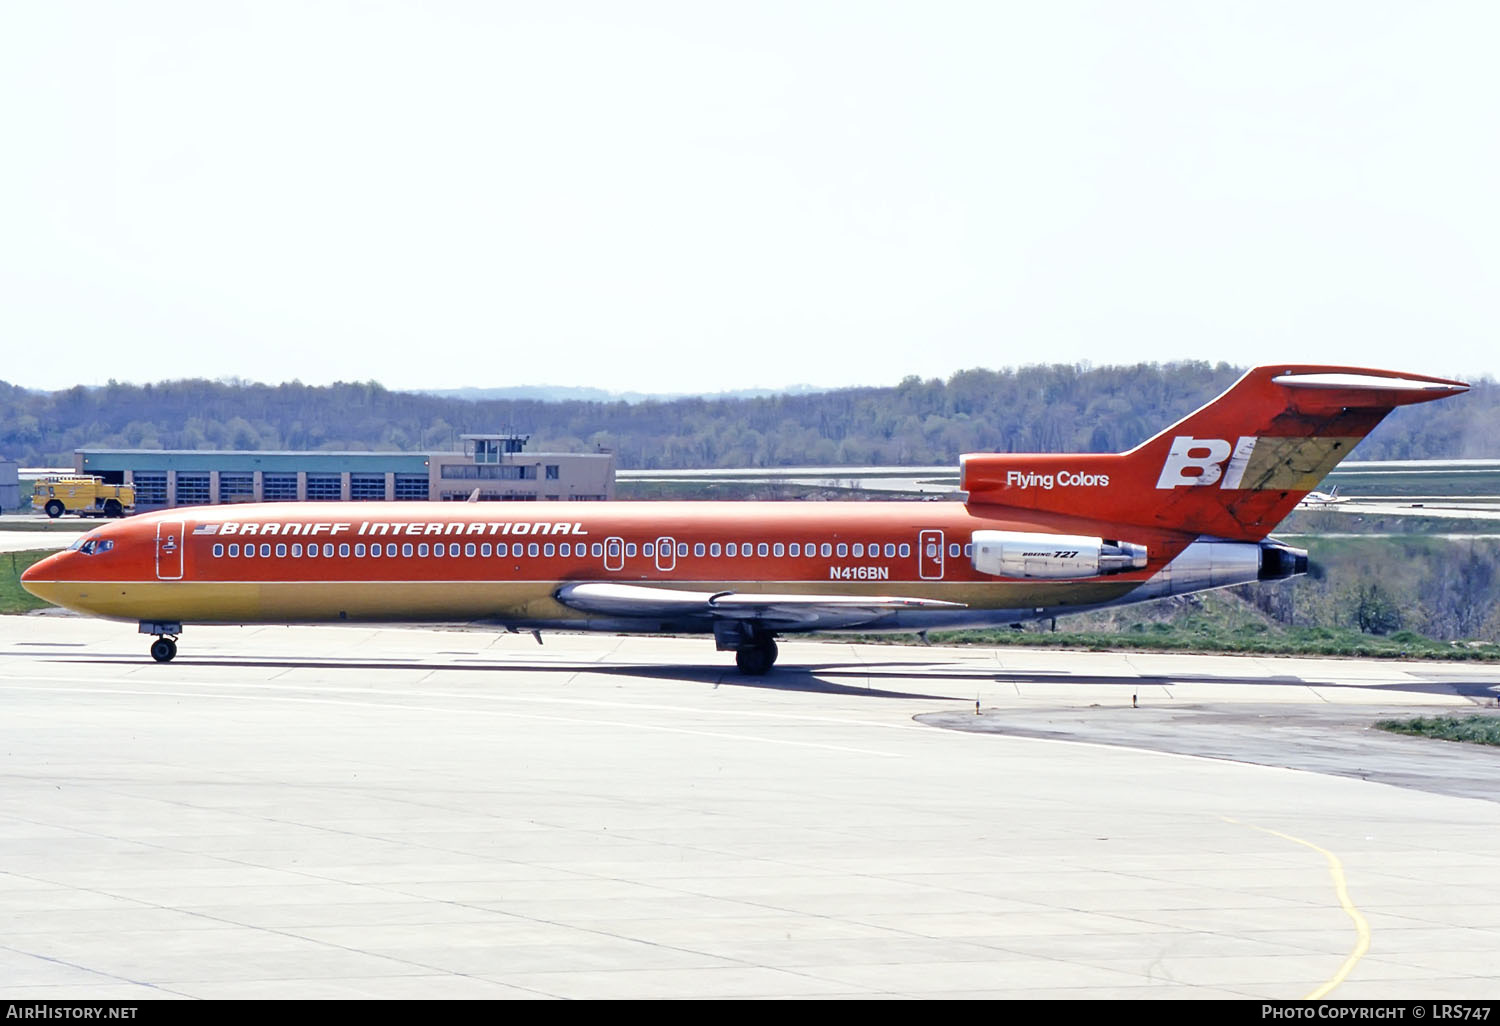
[734,636,778,676]
[715,623,779,676]
[140,621,182,663]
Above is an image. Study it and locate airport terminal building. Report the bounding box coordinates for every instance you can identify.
[74,434,614,511]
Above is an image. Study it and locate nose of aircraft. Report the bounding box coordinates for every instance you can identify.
[20,550,65,599]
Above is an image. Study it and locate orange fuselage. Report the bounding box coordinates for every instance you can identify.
[22,500,1191,628]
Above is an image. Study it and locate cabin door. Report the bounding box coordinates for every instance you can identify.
[604,536,625,572]
[156,521,185,580]
[655,536,676,572]
[918,529,944,580]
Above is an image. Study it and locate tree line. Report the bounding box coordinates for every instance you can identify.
[2,362,1494,469]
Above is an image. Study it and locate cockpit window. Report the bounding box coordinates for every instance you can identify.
[69,537,114,555]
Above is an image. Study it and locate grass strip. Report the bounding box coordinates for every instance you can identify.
[1375,715,1500,746]
[0,549,55,614]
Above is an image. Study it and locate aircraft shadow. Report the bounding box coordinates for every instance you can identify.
[43,656,1499,701]
[50,656,970,701]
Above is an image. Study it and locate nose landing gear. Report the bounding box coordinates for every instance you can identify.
[140,621,182,663]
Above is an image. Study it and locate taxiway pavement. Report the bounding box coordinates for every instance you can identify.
[2,616,1498,999]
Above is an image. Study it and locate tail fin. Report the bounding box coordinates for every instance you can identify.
[960,365,1467,540]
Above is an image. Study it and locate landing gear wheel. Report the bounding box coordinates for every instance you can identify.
[150,638,177,663]
[45,500,63,519]
[734,636,778,676]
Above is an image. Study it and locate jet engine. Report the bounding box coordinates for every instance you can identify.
[970,531,1148,580]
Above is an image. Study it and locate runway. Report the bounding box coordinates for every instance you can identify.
[2,615,1499,999]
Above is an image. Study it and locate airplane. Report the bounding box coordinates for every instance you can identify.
[1297,485,1346,508]
[21,364,1467,674]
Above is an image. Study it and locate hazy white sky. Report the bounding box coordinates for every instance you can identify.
[2,2,1495,393]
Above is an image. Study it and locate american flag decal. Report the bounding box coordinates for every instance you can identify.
[192,524,219,535]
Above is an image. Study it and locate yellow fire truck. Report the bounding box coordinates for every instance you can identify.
[32,476,135,518]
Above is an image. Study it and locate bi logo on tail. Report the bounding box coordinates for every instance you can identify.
[1156,436,1260,490]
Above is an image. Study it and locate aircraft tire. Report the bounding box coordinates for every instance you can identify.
[735,645,769,676]
[734,637,778,676]
[150,638,177,663]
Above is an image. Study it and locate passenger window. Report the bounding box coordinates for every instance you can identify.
[726,543,736,557]
[899,543,911,557]
[694,543,705,557]
[496,543,508,557]
[244,545,254,558]
[544,543,555,557]
[964,543,972,556]
[773,543,784,557]
[677,543,687,557]
[607,541,620,557]
[643,543,654,557]
[434,543,445,557]
[743,542,753,557]
[481,543,492,557]
[710,543,721,557]
[949,543,960,558]
[806,540,817,555]
[559,542,569,557]
[591,542,603,557]
[789,543,799,557]
[418,544,429,557]
[260,544,271,557]
[402,543,413,557]
[213,543,224,557]
[625,543,636,557]
[926,543,937,558]
[323,544,334,557]
[276,544,287,557]
[339,544,350,557]
[852,543,863,558]
[836,543,847,557]
[370,544,380,558]
[757,543,768,557]
[528,543,539,557]
[466,543,476,557]
[354,544,365,557]
[292,544,302,557]
[884,543,895,558]
[820,543,832,557]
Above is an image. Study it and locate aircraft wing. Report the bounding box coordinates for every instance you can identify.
[555,582,964,631]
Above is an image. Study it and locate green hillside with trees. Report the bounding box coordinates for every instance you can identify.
[3,362,1495,468]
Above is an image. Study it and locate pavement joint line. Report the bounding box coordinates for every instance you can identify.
[1223,817,1371,999]
[0,941,184,996]
[0,674,939,733]
[0,682,907,757]
[0,849,553,997]
[4,810,945,996]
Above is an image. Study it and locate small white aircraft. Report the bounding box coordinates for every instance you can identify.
[1297,485,1346,508]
